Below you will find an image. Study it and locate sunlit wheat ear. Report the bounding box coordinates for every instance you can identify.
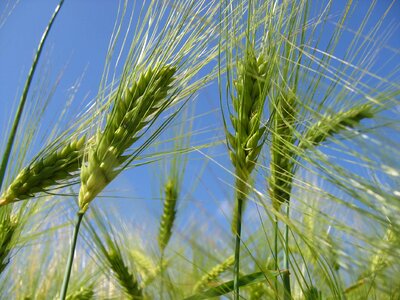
[299,103,375,150]
[193,255,234,292]
[0,136,86,206]
[158,178,178,251]
[268,92,297,210]
[107,249,143,299]
[227,51,269,232]
[78,64,176,212]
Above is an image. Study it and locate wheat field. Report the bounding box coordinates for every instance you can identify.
[0,0,399,299]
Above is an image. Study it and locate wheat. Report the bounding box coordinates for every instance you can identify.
[0,136,86,206]
[193,255,235,292]
[268,92,297,210]
[299,103,375,149]
[227,51,269,231]
[158,178,178,251]
[78,65,176,212]
[108,249,143,300]
[0,217,17,273]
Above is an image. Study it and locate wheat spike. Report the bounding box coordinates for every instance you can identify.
[108,249,143,300]
[158,178,178,251]
[193,255,235,292]
[268,92,297,210]
[227,51,269,231]
[299,103,375,149]
[0,218,17,273]
[79,65,176,212]
[0,136,86,206]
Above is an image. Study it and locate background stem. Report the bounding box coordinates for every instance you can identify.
[283,205,291,299]
[233,197,243,300]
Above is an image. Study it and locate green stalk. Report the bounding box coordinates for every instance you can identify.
[283,205,291,299]
[233,196,244,300]
[60,211,84,300]
[160,251,165,300]
[0,0,65,189]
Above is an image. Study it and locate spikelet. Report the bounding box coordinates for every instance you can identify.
[158,179,178,251]
[299,103,375,149]
[227,51,269,231]
[0,136,86,205]
[268,92,297,210]
[193,255,235,292]
[79,65,176,212]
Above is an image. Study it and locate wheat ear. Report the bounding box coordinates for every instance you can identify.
[108,249,143,300]
[193,255,235,292]
[78,65,176,212]
[268,93,297,210]
[0,217,17,273]
[299,103,375,150]
[227,51,268,299]
[227,52,268,232]
[0,136,86,206]
[158,178,178,251]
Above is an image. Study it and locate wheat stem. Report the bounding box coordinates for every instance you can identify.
[283,205,291,300]
[60,211,84,300]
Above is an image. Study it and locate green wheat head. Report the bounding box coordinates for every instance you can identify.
[227,51,269,231]
[0,136,85,205]
[158,178,179,251]
[108,249,143,300]
[299,103,375,150]
[268,92,297,210]
[193,255,235,292]
[79,64,176,212]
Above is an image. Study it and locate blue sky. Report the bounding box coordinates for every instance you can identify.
[0,0,399,242]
